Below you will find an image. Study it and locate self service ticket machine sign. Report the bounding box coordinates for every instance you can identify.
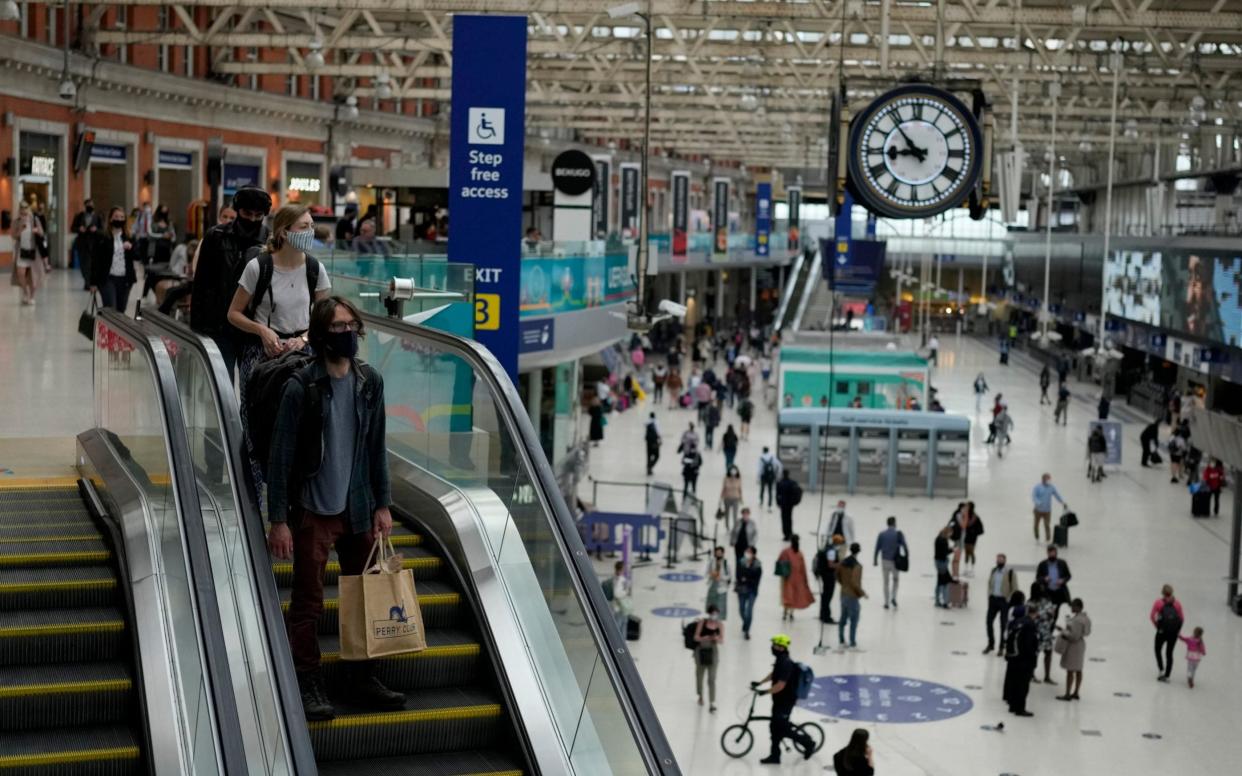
[448,15,528,381]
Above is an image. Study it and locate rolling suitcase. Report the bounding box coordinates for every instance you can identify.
[626,614,642,641]
[1192,489,1211,518]
[948,580,969,608]
[1053,524,1069,547]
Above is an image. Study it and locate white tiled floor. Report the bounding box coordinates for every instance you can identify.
[585,334,1241,776]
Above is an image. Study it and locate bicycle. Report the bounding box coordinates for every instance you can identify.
[720,689,824,759]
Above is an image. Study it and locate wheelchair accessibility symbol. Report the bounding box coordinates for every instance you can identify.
[468,107,505,145]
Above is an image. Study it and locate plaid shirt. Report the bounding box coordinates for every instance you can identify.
[267,358,391,535]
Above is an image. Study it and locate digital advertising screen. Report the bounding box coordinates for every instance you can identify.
[1103,250,1162,325]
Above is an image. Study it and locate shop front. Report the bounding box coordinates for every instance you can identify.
[155,143,201,239]
[86,141,135,218]
[221,155,264,208]
[17,130,65,266]
[284,156,325,207]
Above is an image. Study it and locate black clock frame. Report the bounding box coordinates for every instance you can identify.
[846,83,984,220]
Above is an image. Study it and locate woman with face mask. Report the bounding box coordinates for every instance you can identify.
[228,203,332,486]
[89,207,138,312]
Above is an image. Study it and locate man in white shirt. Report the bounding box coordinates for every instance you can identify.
[927,334,941,366]
[823,500,855,548]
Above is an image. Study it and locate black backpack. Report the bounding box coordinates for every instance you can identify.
[683,620,700,650]
[646,422,660,445]
[761,457,776,481]
[1157,600,1182,633]
[244,351,320,483]
[245,253,322,336]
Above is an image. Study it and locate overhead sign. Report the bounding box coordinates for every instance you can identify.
[223,163,260,193]
[620,162,640,240]
[90,143,127,163]
[671,170,689,260]
[592,155,611,238]
[551,150,595,196]
[448,14,528,381]
[823,236,887,297]
[29,155,55,177]
[788,186,802,251]
[518,318,555,353]
[158,150,193,168]
[755,182,772,257]
[712,178,730,258]
[288,176,321,193]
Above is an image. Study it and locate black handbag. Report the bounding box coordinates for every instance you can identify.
[78,294,99,342]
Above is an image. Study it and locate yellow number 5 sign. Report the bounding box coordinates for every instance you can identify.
[475,294,501,330]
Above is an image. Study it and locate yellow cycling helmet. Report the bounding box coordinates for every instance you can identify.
[771,634,791,648]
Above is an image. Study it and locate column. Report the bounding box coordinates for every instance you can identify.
[716,270,725,320]
[749,268,757,313]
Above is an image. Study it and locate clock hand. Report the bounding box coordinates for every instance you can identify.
[895,124,925,155]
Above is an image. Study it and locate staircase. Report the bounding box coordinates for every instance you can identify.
[0,486,146,775]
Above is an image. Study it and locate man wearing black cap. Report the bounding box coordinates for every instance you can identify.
[191,185,272,378]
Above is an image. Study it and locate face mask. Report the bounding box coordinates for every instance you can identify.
[285,229,315,252]
[771,647,782,657]
[110,219,126,229]
[234,216,262,237]
[85,205,94,213]
[323,330,359,359]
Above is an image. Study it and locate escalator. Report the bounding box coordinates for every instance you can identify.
[790,250,824,332]
[140,307,680,774]
[0,484,146,774]
[773,249,808,330]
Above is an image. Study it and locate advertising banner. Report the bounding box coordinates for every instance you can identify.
[712,178,730,258]
[447,14,527,381]
[672,170,690,260]
[787,186,802,251]
[519,318,556,353]
[592,156,611,239]
[755,182,772,257]
[519,254,634,316]
[620,163,640,240]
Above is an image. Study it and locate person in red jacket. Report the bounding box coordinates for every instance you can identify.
[1201,458,1225,515]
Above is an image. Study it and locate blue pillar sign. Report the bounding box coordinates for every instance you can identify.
[755,182,772,257]
[448,15,528,381]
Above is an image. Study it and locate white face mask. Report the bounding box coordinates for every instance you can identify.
[286,229,315,252]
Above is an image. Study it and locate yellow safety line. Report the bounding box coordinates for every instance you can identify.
[0,579,116,595]
[460,771,523,776]
[281,592,460,613]
[0,522,96,530]
[388,534,424,546]
[307,703,501,732]
[0,746,139,768]
[272,556,441,577]
[321,642,480,664]
[0,677,131,699]
[0,620,124,638]
[0,534,100,544]
[0,478,79,490]
[0,551,110,566]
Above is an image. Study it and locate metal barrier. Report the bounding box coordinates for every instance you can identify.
[586,477,715,566]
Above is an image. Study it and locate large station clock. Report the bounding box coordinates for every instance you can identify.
[846,84,984,219]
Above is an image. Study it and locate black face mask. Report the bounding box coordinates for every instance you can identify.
[323,330,359,359]
[234,216,262,237]
[110,219,126,229]
[85,205,94,213]
[771,647,783,657]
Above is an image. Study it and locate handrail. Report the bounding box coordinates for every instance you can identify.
[773,249,807,330]
[96,310,249,775]
[138,309,318,775]
[357,310,680,775]
[791,250,823,332]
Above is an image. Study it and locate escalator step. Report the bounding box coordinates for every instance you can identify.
[0,504,93,521]
[0,608,126,666]
[271,547,444,588]
[280,580,464,633]
[0,662,133,732]
[315,750,523,776]
[0,523,101,541]
[0,541,111,569]
[0,567,118,611]
[309,687,505,762]
[318,629,482,691]
[0,724,142,775]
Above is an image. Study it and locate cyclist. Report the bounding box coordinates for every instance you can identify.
[751,634,815,764]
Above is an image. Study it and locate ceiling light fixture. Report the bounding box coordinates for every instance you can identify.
[0,0,20,23]
[305,38,325,71]
[375,71,392,100]
[344,95,359,120]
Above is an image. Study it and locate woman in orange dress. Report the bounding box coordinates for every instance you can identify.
[777,534,816,620]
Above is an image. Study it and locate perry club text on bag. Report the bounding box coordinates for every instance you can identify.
[339,539,428,660]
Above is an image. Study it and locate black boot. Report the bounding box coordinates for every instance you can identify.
[340,662,405,711]
[298,671,336,721]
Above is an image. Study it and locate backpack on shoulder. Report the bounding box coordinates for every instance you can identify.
[1157,600,1182,633]
[245,253,322,336]
[794,662,815,699]
[683,620,700,650]
[245,350,319,482]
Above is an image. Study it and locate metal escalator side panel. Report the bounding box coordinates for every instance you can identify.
[137,309,313,776]
[87,310,249,775]
[773,250,806,330]
[359,311,680,775]
[791,252,823,332]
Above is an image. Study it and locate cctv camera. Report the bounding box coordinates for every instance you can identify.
[58,78,76,101]
[658,299,688,318]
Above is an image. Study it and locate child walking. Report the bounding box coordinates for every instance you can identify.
[1179,626,1206,688]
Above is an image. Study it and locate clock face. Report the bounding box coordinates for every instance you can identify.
[847,85,983,219]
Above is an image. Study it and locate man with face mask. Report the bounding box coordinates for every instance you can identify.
[191,185,272,378]
[266,296,401,721]
[71,198,101,289]
[752,634,815,764]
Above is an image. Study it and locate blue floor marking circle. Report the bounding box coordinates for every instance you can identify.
[798,674,974,723]
[651,606,701,618]
[658,572,703,583]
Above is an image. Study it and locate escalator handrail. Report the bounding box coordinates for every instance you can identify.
[358,311,680,775]
[96,310,249,775]
[138,309,318,775]
[774,249,807,330]
[791,250,823,332]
